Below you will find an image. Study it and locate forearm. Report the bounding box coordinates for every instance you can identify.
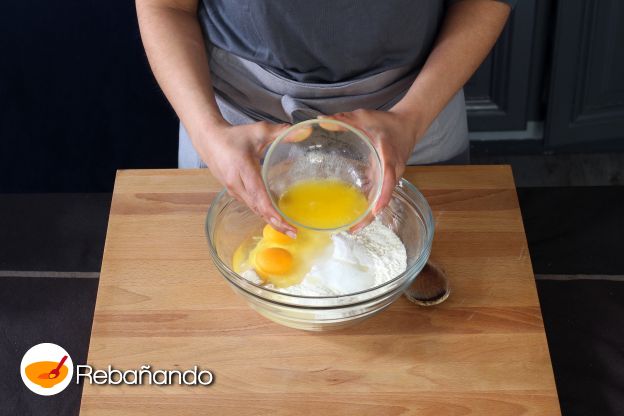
[391,0,511,136]
[136,0,227,141]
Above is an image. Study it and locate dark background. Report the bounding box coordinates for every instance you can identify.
[0,0,177,193]
[2,0,624,193]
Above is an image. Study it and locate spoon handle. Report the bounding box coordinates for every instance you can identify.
[54,355,68,371]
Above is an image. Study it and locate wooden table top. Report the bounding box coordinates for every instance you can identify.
[80,166,560,415]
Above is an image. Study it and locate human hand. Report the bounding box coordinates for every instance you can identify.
[193,121,297,238]
[326,109,426,216]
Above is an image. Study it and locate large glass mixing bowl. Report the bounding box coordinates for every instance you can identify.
[205,178,434,331]
[262,118,383,231]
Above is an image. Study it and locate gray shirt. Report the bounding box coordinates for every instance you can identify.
[199,0,514,83]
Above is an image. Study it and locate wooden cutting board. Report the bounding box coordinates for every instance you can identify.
[80,166,561,415]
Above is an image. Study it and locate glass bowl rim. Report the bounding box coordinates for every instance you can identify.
[205,177,435,302]
[260,118,384,232]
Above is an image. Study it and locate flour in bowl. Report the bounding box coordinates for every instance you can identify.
[241,219,407,296]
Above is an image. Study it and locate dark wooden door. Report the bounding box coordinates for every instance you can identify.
[465,0,537,132]
[545,0,624,148]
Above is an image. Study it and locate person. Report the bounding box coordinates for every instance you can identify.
[136,0,513,237]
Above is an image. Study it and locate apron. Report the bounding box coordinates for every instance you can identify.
[179,46,468,168]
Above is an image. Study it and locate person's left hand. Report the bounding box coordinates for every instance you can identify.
[325,109,426,216]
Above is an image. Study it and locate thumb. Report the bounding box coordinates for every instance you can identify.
[257,122,290,153]
[373,164,396,216]
[317,115,349,132]
[266,122,291,140]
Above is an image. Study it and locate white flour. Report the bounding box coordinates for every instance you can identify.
[334,220,407,283]
[242,219,407,296]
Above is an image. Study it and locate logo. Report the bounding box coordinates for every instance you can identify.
[20,343,74,396]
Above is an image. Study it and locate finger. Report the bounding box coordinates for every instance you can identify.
[373,164,396,216]
[224,174,249,206]
[266,121,291,138]
[317,115,348,132]
[246,180,297,238]
[329,112,373,139]
[324,113,352,124]
[394,163,406,184]
[240,163,298,238]
[256,122,291,153]
[363,148,383,198]
[284,125,312,143]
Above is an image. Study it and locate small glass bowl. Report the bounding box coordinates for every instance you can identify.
[261,119,383,232]
[205,178,434,331]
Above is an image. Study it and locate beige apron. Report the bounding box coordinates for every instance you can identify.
[179,46,468,168]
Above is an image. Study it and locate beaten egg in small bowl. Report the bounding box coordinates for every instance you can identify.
[205,178,434,331]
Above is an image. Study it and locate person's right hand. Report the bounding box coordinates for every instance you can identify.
[193,121,297,238]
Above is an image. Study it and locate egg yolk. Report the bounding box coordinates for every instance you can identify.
[262,224,293,245]
[255,247,293,277]
[278,179,369,229]
[233,179,367,289]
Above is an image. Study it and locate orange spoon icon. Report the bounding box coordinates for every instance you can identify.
[38,355,68,379]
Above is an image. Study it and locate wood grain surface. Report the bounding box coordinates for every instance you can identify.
[80,166,561,415]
